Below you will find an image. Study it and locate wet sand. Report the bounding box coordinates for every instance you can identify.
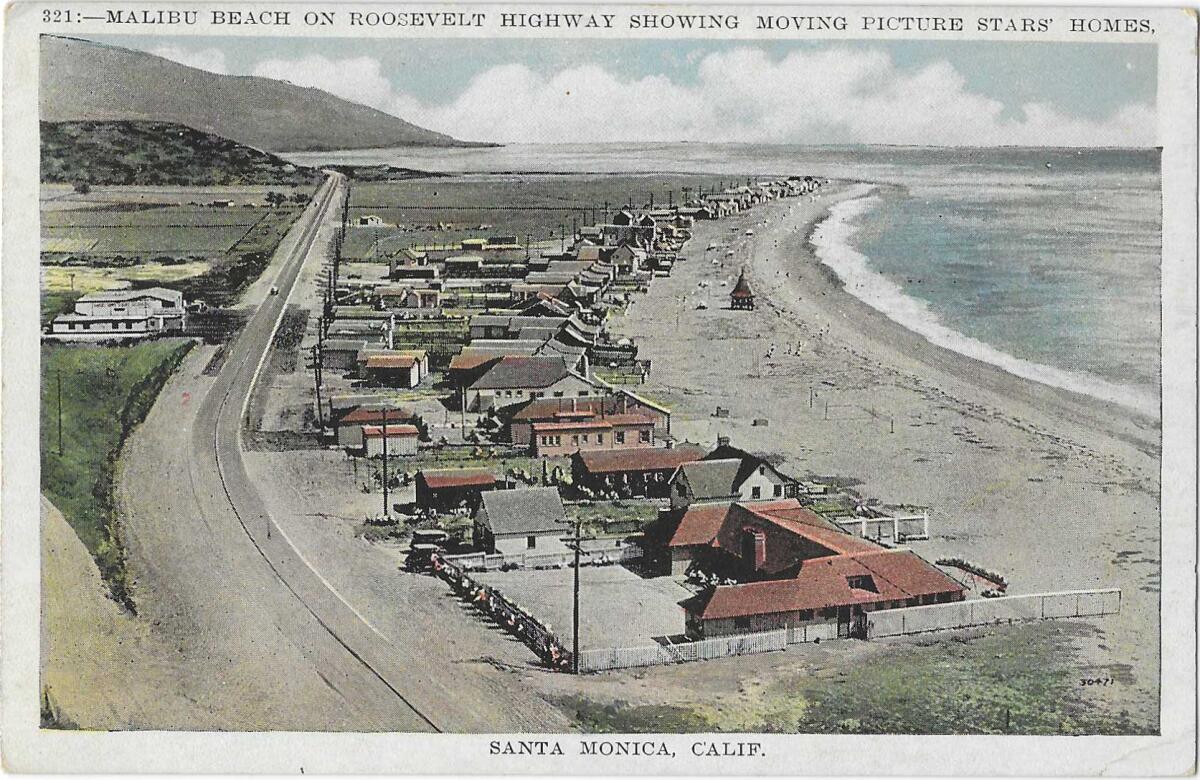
[609,182,1161,727]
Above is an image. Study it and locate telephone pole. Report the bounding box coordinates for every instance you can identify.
[311,343,325,437]
[56,370,63,456]
[567,517,583,674]
[381,407,390,518]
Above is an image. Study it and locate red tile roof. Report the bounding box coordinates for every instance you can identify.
[448,353,503,372]
[533,419,613,433]
[512,398,606,421]
[338,406,416,425]
[362,424,419,438]
[419,468,497,489]
[696,550,963,620]
[365,354,417,369]
[668,503,733,548]
[576,444,705,476]
[669,499,813,549]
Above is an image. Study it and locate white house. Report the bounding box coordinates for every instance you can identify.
[363,424,420,457]
[472,487,570,556]
[48,287,186,341]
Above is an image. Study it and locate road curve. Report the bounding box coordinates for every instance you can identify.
[193,174,440,732]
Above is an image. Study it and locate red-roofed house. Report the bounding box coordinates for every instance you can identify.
[684,550,964,638]
[570,444,706,499]
[415,468,499,512]
[531,413,655,456]
[508,392,672,445]
[333,405,420,448]
[358,350,430,388]
[362,424,419,457]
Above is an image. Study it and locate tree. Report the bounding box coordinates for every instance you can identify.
[73,181,91,194]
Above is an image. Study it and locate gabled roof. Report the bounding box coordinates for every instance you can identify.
[667,498,808,549]
[365,354,417,369]
[577,444,705,476]
[674,458,743,501]
[532,413,653,434]
[668,503,734,548]
[337,405,417,425]
[362,424,419,438]
[470,356,573,390]
[476,487,567,537]
[694,550,964,620]
[419,468,497,490]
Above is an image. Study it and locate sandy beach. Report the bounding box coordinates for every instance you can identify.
[607,182,1161,727]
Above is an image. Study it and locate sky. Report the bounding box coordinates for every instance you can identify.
[100,36,1157,147]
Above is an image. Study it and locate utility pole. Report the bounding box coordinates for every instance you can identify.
[56,370,63,456]
[568,516,583,674]
[381,407,390,518]
[311,344,324,437]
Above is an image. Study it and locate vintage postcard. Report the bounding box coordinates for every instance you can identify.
[1,1,1196,774]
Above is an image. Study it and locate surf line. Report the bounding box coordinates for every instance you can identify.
[809,187,1158,418]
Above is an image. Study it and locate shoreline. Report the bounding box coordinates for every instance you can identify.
[753,185,1161,459]
[611,180,1160,725]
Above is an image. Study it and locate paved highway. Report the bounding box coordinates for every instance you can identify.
[117,172,570,732]
[192,173,447,730]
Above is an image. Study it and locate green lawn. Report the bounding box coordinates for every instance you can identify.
[40,339,194,609]
[558,622,1151,735]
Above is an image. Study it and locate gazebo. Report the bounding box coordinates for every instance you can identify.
[730,268,755,310]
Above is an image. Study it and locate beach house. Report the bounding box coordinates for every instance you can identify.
[668,451,796,510]
[472,487,570,556]
[48,287,187,341]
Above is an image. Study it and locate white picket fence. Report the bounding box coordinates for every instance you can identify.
[446,543,641,572]
[577,629,787,673]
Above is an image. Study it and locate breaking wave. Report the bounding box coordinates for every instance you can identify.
[810,186,1159,419]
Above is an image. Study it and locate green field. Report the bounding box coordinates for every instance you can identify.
[558,621,1150,735]
[342,173,747,259]
[40,339,194,609]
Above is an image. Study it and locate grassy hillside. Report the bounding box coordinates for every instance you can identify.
[41,120,324,186]
[41,35,486,152]
[40,339,194,610]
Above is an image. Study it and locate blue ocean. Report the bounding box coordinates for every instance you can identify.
[290,144,1162,416]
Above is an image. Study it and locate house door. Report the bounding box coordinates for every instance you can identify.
[836,606,852,638]
[851,612,869,640]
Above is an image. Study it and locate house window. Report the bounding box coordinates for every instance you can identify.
[799,610,814,621]
[773,484,783,497]
[516,390,524,396]
[553,391,564,398]
[639,430,650,443]
[572,435,579,445]
[578,391,589,397]
[531,392,542,399]
[751,486,762,499]
[615,431,626,444]
[734,616,752,631]
[527,536,537,549]
[582,434,589,443]
[596,433,603,444]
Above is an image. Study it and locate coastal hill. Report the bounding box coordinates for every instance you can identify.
[41,120,326,186]
[40,35,483,152]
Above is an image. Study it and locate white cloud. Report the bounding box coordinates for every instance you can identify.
[247,47,1156,147]
[251,55,395,111]
[151,45,227,75]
